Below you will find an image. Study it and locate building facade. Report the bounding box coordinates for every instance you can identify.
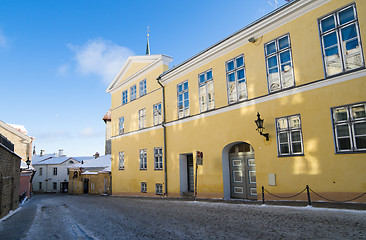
[107,0,366,202]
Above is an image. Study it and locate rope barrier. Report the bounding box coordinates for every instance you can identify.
[308,187,366,203]
[263,187,307,199]
[261,185,366,204]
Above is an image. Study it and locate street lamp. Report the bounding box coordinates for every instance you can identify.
[255,112,269,141]
[26,157,31,169]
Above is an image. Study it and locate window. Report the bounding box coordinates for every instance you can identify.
[119,151,124,170]
[332,102,366,152]
[177,81,189,118]
[141,182,147,193]
[53,167,57,175]
[39,167,42,176]
[226,55,247,103]
[319,4,364,77]
[139,149,147,170]
[53,182,57,190]
[139,109,146,129]
[153,103,162,125]
[122,90,128,105]
[119,117,124,134]
[265,34,294,93]
[276,115,304,156]
[198,69,215,112]
[154,147,163,170]
[155,183,163,195]
[39,182,42,190]
[139,79,147,97]
[130,85,137,101]
[67,169,69,175]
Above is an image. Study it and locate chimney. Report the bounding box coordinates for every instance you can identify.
[94,152,100,159]
[59,149,64,157]
[40,150,45,156]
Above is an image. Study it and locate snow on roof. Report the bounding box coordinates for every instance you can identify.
[31,154,56,164]
[81,171,99,175]
[33,156,72,165]
[20,160,34,170]
[7,123,28,135]
[71,156,93,162]
[73,155,111,168]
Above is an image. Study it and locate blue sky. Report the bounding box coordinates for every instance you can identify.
[0,0,288,157]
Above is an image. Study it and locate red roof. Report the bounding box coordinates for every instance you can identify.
[103,109,111,122]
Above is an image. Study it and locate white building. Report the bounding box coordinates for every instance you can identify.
[32,151,91,193]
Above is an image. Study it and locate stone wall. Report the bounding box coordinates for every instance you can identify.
[0,144,21,218]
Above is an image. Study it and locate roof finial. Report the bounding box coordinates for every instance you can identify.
[146,26,150,55]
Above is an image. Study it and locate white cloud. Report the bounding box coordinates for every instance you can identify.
[68,38,134,84]
[0,29,7,47]
[81,127,94,137]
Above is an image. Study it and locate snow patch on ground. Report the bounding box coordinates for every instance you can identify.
[0,207,21,223]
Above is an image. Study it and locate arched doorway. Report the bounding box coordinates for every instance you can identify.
[222,142,257,200]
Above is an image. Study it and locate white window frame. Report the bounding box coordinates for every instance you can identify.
[332,102,366,153]
[119,117,124,135]
[177,80,189,118]
[264,34,295,93]
[319,4,364,77]
[53,167,57,176]
[141,182,147,193]
[155,183,163,195]
[153,103,162,126]
[139,108,146,129]
[139,79,147,97]
[198,69,215,112]
[139,149,147,170]
[154,147,163,170]
[276,114,304,156]
[122,90,128,105]
[225,54,248,104]
[130,85,137,101]
[119,151,124,170]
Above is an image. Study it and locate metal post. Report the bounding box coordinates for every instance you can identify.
[306,185,311,206]
[194,164,198,201]
[262,186,265,204]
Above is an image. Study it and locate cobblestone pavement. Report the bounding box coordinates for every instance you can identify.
[1,194,365,239]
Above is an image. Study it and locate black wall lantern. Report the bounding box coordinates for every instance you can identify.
[26,157,31,169]
[255,112,269,141]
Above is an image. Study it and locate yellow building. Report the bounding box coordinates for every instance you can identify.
[107,0,366,202]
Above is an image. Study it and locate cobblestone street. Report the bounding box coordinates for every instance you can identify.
[1,194,366,239]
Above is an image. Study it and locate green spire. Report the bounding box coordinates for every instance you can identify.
[146,26,150,55]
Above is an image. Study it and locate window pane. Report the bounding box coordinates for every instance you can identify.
[206,70,213,80]
[199,74,205,84]
[277,118,288,130]
[291,131,301,142]
[323,32,338,48]
[227,61,234,72]
[267,55,278,68]
[178,84,182,93]
[352,105,366,119]
[355,136,366,149]
[280,143,289,154]
[338,138,351,150]
[237,69,245,80]
[237,79,247,100]
[278,36,289,50]
[354,122,366,135]
[292,142,302,154]
[236,56,244,68]
[341,24,358,41]
[266,42,276,55]
[321,15,336,32]
[336,125,350,137]
[228,81,237,103]
[339,6,355,25]
[334,108,348,122]
[184,91,189,100]
[280,50,291,64]
[279,132,288,143]
[228,72,235,82]
[183,81,188,90]
[289,116,300,128]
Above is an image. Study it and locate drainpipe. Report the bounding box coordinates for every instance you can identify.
[157,75,167,196]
